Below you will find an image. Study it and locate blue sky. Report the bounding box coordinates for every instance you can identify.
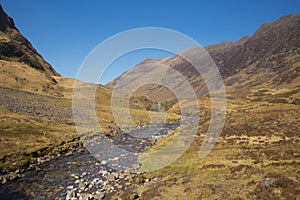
[1,0,299,84]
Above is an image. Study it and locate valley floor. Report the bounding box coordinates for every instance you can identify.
[0,86,299,199]
[113,91,300,199]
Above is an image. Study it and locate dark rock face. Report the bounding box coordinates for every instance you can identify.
[0,5,14,31]
[211,14,300,79]
[0,4,59,76]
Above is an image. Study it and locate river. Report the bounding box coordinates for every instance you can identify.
[0,122,179,200]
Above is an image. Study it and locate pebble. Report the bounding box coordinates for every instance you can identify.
[66,185,74,190]
[95,191,105,199]
[101,160,108,165]
[75,180,80,184]
[66,190,75,200]
[81,172,87,177]
[125,182,132,186]
[1,177,7,184]
[107,173,115,182]
[79,193,88,200]
[65,151,73,156]
[71,173,80,179]
[78,182,87,190]
[77,149,84,153]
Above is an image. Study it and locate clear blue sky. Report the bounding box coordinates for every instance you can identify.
[1,0,299,84]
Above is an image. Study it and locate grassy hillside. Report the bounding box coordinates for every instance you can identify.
[113,88,300,199]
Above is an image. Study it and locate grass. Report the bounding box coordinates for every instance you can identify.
[0,84,180,174]
[1,60,299,198]
[112,89,300,199]
[0,110,78,172]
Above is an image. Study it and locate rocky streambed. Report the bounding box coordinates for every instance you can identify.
[0,122,179,200]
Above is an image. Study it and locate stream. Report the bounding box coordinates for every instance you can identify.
[0,122,179,200]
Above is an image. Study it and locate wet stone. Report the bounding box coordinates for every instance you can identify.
[67,185,74,190]
[107,174,115,182]
[66,190,75,200]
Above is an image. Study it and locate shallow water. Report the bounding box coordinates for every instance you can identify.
[0,123,179,200]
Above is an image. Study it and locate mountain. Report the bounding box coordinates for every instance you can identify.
[0,5,67,96]
[0,5,58,76]
[107,14,300,102]
[0,5,107,99]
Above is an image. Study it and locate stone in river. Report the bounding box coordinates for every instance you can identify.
[125,182,132,186]
[95,191,105,199]
[107,173,115,182]
[101,169,108,175]
[79,181,87,190]
[81,172,87,177]
[1,177,7,184]
[101,160,108,165]
[77,148,84,153]
[75,180,80,184]
[71,173,79,179]
[79,193,89,200]
[65,151,73,156]
[66,185,74,190]
[65,190,75,200]
[113,157,119,161]
[118,185,123,189]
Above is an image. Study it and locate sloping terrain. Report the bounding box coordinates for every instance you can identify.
[108,14,300,199]
[0,5,58,77]
[0,5,168,180]
[0,4,299,199]
[107,14,300,102]
[113,90,300,199]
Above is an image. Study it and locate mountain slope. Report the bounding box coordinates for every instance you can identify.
[0,5,58,76]
[107,14,300,101]
[0,5,67,97]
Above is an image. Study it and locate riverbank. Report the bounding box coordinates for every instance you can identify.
[0,121,179,199]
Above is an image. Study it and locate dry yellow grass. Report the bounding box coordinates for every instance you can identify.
[113,87,300,200]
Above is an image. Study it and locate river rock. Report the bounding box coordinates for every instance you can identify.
[125,182,131,186]
[79,193,88,200]
[75,180,80,184]
[107,173,115,182]
[67,185,74,190]
[101,160,108,165]
[71,173,79,179]
[79,181,87,190]
[1,177,7,184]
[66,190,75,200]
[77,148,84,153]
[95,191,105,199]
[65,151,73,156]
[81,172,87,177]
